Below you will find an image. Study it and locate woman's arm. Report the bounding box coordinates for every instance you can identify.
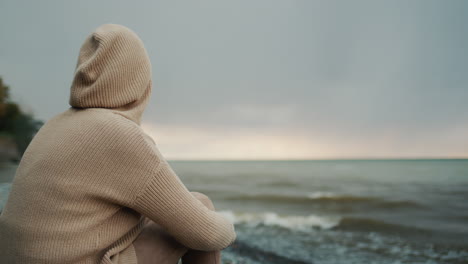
[129,133,237,251]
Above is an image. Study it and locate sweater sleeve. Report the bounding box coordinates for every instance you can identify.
[129,132,237,251]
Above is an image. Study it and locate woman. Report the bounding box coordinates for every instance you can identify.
[0,24,236,264]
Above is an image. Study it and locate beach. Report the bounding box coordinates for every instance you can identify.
[1,160,468,264]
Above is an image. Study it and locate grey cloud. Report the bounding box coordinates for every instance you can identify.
[1,0,467,158]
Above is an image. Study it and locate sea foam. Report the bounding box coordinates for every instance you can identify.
[219,210,340,231]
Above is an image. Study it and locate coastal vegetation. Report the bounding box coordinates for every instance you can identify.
[0,77,43,162]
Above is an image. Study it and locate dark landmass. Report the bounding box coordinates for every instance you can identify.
[0,76,43,162]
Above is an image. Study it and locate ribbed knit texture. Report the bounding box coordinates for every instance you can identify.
[0,24,236,264]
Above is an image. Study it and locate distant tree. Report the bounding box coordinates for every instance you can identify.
[0,77,8,112]
[0,77,43,159]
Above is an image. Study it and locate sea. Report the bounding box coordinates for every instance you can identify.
[1,160,468,264]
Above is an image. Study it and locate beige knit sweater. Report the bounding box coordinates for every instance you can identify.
[0,24,236,264]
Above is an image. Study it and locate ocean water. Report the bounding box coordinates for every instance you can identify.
[1,160,468,264]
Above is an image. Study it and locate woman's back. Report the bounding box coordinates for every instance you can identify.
[0,108,148,263]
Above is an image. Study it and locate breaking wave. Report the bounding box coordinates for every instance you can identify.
[219,210,340,231]
[219,210,435,237]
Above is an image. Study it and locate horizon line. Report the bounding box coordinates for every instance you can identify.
[167,157,468,162]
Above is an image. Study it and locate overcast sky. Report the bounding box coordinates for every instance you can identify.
[1,0,467,159]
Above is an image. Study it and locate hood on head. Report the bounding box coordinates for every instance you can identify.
[69,24,152,125]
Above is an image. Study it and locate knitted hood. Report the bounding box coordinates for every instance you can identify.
[69,24,152,125]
